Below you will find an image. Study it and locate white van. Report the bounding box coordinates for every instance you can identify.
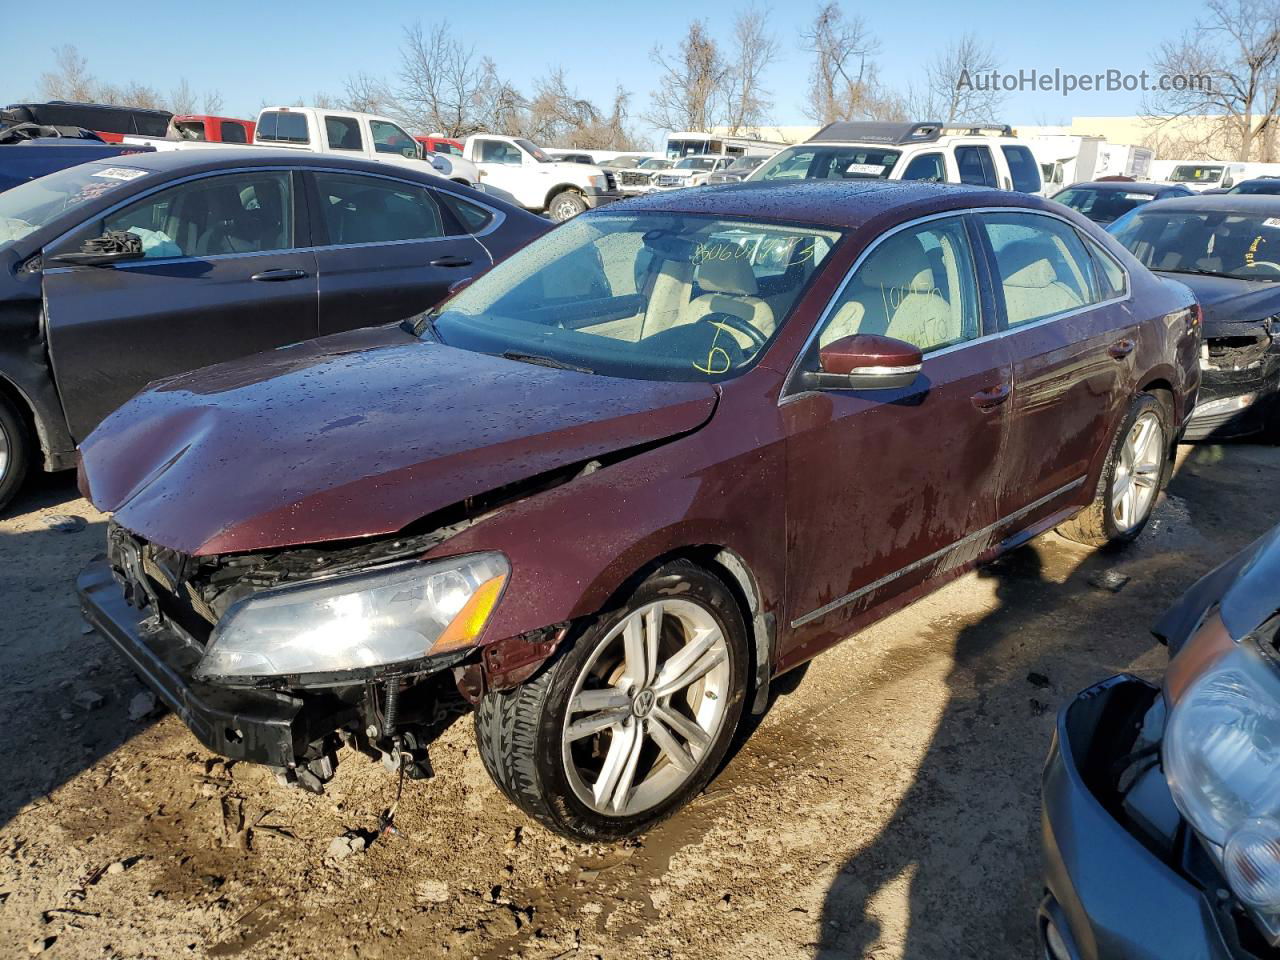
[1162,160,1280,192]
[746,121,1045,195]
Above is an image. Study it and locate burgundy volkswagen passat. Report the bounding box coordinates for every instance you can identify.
[77,180,1201,841]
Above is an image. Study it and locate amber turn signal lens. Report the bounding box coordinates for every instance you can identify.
[429,574,507,654]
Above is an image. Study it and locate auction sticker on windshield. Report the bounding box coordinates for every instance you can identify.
[845,163,885,175]
[91,167,148,181]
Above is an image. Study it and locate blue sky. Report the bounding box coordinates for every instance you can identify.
[5,0,1208,136]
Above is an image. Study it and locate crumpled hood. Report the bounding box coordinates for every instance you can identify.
[80,325,718,556]
[1157,271,1280,334]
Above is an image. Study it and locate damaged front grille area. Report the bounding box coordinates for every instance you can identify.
[1205,332,1272,371]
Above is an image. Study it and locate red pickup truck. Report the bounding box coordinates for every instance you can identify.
[173,115,256,144]
[414,135,463,157]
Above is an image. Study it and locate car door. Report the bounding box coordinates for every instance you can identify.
[41,168,318,441]
[780,214,1013,658]
[470,138,529,204]
[306,169,492,335]
[977,210,1137,530]
[954,144,1000,189]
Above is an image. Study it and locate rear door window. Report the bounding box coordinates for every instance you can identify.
[1001,145,1042,193]
[325,116,363,151]
[955,145,997,187]
[438,192,494,234]
[221,121,248,144]
[103,172,294,258]
[313,172,444,245]
[901,152,946,183]
[982,213,1099,327]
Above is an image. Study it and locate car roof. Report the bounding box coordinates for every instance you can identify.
[1138,193,1280,213]
[81,147,437,179]
[1064,181,1169,195]
[611,179,1048,230]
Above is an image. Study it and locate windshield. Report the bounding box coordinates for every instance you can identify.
[675,158,715,171]
[0,161,147,249]
[729,156,765,171]
[1230,180,1280,196]
[639,158,672,170]
[1108,207,1280,281]
[515,138,552,162]
[753,145,902,182]
[667,138,712,159]
[428,213,840,382]
[1053,187,1154,224]
[1170,164,1224,184]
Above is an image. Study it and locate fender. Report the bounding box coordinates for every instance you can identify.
[0,313,75,471]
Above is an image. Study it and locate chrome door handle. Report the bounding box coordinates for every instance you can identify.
[251,268,308,282]
[971,383,1011,410]
[1108,339,1136,359]
[429,256,473,268]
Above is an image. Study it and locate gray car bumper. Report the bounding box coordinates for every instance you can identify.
[1041,675,1254,959]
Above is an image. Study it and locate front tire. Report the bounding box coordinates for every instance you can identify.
[547,189,588,223]
[0,392,31,514]
[474,561,749,841]
[1057,392,1171,546]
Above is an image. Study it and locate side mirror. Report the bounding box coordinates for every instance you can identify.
[46,231,144,268]
[802,334,922,391]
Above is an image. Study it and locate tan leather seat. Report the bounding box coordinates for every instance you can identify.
[821,233,956,349]
[682,255,775,348]
[997,240,1084,325]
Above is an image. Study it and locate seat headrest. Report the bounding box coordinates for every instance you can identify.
[997,239,1064,284]
[859,233,935,291]
[697,255,759,296]
[1005,258,1057,288]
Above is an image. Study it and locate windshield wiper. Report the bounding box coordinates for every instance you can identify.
[501,351,594,374]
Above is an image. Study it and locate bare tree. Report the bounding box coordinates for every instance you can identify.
[472,58,525,134]
[39,45,96,102]
[644,20,730,133]
[800,3,889,124]
[342,72,397,115]
[905,33,1006,123]
[203,89,225,115]
[169,78,198,116]
[398,20,482,136]
[725,7,780,134]
[1145,0,1280,160]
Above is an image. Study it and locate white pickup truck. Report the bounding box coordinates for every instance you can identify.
[461,135,622,221]
[255,107,479,187]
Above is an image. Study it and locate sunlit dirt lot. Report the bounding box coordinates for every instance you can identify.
[2,443,1276,959]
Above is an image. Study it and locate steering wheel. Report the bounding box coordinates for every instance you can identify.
[1243,260,1280,276]
[699,312,768,350]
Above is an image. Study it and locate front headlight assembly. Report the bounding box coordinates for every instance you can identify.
[194,552,509,683]
[1165,637,1280,940]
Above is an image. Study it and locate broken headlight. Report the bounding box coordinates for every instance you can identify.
[1165,638,1280,942]
[194,553,508,682]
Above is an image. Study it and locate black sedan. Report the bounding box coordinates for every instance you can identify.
[1051,180,1195,225]
[1042,524,1280,959]
[0,148,548,510]
[1108,193,1280,439]
[1229,178,1280,196]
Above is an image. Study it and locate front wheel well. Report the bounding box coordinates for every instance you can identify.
[589,545,774,715]
[0,374,39,460]
[543,184,585,209]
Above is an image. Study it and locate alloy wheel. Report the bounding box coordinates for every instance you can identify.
[561,598,731,817]
[0,417,9,485]
[1111,409,1163,532]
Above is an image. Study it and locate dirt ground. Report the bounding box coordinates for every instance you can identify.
[1,442,1277,960]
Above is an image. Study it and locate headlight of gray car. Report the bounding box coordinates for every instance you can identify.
[194,552,509,682]
[1165,638,1280,941]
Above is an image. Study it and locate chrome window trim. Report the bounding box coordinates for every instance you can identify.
[41,164,505,274]
[790,475,1087,628]
[779,205,1134,404]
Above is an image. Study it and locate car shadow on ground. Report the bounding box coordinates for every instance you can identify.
[814,444,1280,958]
[0,471,159,830]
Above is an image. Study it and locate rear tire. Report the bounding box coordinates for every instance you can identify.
[1057,392,1171,547]
[0,392,31,514]
[474,560,749,841]
[547,190,588,223]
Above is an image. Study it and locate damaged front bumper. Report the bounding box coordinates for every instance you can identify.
[79,561,323,769]
[1186,328,1280,441]
[1041,675,1265,959]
